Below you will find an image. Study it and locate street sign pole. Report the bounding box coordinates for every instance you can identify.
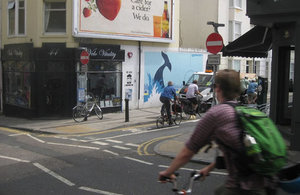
[206,22,224,106]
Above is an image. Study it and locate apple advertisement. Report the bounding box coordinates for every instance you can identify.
[73,0,174,42]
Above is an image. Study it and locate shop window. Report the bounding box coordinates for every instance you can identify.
[3,61,34,108]
[8,0,25,36]
[44,1,66,33]
[85,62,122,108]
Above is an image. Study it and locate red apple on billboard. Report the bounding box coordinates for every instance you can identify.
[96,0,121,21]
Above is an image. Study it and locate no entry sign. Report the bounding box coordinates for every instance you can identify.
[206,33,223,54]
[80,50,90,65]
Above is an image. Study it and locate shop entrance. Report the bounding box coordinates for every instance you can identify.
[39,61,73,117]
[276,46,294,125]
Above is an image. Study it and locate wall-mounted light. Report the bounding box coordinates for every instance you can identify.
[127,52,133,58]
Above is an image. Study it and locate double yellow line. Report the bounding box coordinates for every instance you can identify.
[137,133,181,156]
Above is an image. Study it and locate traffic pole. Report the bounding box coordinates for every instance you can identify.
[125,99,129,122]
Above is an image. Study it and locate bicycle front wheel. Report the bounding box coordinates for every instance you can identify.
[94,105,103,120]
[174,113,183,125]
[73,105,87,122]
[156,116,165,128]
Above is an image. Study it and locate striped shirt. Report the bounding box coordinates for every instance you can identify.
[186,102,269,190]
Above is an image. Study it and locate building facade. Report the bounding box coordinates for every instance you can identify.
[1,0,212,118]
[180,0,272,80]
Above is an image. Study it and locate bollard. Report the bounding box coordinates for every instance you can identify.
[125,98,129,122]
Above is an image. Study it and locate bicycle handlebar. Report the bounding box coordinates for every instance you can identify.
[159,171,203,194]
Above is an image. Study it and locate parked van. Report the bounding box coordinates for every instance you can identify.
[179,71,214,102]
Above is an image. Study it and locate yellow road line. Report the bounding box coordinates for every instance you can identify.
[0,127,24,134]
[138,134,181,156]
[39,123,156,137]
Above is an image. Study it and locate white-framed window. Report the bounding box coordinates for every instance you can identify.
[230,0,242,9]
[232,60,241,72]
[265,61,269,78]
[44,0,66,33]
[8,0,25,36]
[254,61,259,74]
[246,60,251,73]
[229,21,241,42]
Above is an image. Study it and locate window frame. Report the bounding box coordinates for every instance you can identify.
[230,0,242,9]
[229,20,242,42]
[43,0,66,34]
[7,0,26,37]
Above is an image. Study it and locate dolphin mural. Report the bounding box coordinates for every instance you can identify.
[153,51,172,93]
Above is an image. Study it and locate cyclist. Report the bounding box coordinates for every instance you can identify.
[159,70,276,195]
[247,79,258,104]
[186,80,200,113]
[160,81,177,125]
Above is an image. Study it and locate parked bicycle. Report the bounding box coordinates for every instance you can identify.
[72,93,103,122]
[156,100,183,128]
[159,171,203,194]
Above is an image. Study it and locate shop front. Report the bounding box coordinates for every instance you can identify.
[76,44,125,113]
[2,43,36,117]
[2,43,76,118]
[35,43,76,117]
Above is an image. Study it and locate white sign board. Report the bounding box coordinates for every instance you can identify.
[73,0,174,43]
[207,54,221,65]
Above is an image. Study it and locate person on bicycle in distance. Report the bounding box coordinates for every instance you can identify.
[159,69,275,195]
[160,81,177,125]
[186,80,200,113]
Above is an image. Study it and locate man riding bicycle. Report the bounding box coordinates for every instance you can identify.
[186,80,200,113]
[160,81,177,125]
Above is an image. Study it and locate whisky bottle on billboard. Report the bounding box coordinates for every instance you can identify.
[162,1,169,38]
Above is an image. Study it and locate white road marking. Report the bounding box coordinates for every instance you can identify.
[103,150,119,156]
[26,134,45,143]
[9,133,26,136]
[125,143,139,147]
[0,155,30,163]
[47,142,100,150]
[124,156,153,165]
[112,145,131,150]
[105,139,123,144]
[158,165,228,176]
[33,163,75,186]
[210,171,228,176]
[158,165,168,168]
[92,141,109,146]
[79,186,123,195]
[90,127,178,141]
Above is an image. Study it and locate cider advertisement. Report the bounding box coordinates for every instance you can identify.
[73,0,174,42]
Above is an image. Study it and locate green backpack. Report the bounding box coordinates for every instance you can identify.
[221,105,287,176]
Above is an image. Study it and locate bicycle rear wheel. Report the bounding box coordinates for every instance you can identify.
[174,113,183,125]
[73,105,87,122]
[156,116,165,128]
[94,105,103,120]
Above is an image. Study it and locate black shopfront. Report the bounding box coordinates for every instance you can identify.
[2,43,76,118]
[76,44,125,113]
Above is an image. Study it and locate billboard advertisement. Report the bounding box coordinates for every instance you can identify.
[73,0,174,42]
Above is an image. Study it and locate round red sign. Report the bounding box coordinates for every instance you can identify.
[80,50,90,65]
[206,33,224,54]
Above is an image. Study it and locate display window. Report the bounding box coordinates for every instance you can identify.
[86,61,122,108]
[3,61,34,108]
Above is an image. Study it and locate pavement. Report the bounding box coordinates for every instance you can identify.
[0,106,299,165]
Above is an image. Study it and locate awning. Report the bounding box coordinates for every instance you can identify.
[222,26,272,58]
